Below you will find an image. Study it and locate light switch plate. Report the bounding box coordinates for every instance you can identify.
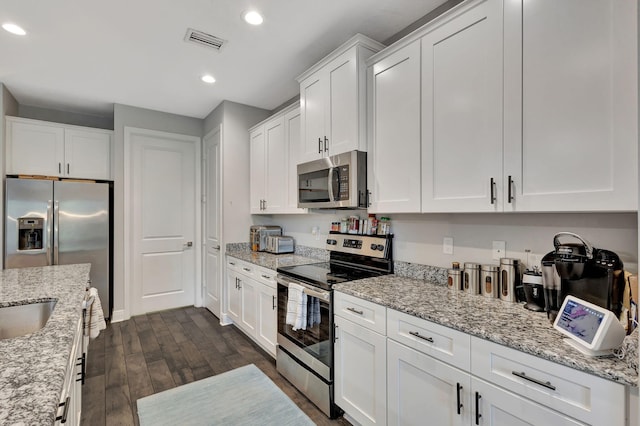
[492,241,506,260]
[443,237,454,255]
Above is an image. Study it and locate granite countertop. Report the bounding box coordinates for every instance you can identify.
[226,247,324,270]
[334,275,638,387]
[0,264,90,425]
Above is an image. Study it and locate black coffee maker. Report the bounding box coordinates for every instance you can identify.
[541,232,625,322]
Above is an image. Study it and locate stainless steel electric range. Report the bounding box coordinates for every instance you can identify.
[275,234,393,418]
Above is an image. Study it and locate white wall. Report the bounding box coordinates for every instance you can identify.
[255,212,639,272]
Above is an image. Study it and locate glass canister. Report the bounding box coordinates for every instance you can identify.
[463,262,481,294]
[481,265,499,298]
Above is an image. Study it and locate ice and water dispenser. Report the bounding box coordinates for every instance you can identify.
[18,217,44,250]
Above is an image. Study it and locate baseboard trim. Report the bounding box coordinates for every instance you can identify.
[111,309,126,323]
[219,313,233,326]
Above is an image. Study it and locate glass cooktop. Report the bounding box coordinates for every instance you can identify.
[277,262,383,291]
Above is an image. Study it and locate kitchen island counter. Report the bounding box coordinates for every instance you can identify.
[334,274,638,387]
[0,264,90,425]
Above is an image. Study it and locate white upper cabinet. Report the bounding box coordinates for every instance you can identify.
[297,34,384,163]
[503,0,637,212]
[249,103,305,214]
[421,0,504,212]
[367,0,637,214]
[6,116,113,180]
[368,41,422,213]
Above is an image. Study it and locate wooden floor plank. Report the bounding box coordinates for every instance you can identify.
[83,306,350,425]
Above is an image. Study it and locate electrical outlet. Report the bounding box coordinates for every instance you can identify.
[443,237,454,255]
[492,241,506,260]
[311,226,320,240]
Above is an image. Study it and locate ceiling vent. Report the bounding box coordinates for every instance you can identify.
[184,28,225,51]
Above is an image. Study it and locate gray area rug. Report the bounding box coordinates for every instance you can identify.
[136,364,316,425]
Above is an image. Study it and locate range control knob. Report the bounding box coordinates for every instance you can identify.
[376,244,385,251]
[327,239,337,245]
[370,243,377,250]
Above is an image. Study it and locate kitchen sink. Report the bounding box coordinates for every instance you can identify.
[0,300,57,340]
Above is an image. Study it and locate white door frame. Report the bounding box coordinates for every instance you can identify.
[202,124,224,317]
[123,126,202,320]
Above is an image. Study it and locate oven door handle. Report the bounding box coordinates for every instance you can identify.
[276,275,331,301]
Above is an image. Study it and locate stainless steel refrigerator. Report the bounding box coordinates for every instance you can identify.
[5,177,111,319]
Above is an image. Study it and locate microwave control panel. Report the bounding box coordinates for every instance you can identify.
[336,165,349,200]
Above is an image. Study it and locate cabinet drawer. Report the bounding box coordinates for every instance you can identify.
[471,337,625,426]
[334,292,386,334]
[387,309,470,371]
[254,266,276,289]
[226,257,242,272]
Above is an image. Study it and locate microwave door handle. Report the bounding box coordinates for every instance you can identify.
[327,166,335,201]
[329,167,340,201]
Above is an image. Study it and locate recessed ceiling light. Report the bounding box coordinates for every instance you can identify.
[2,23,26,36]
[201,74,216,84]
[243,10,263,26]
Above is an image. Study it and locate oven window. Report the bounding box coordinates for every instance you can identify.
[277,284,332,369]
[299,169,330,203]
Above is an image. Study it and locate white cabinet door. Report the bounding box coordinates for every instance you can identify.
[387,339,470,426]
[239,276,258,336]
[256,282,277,357]
[263,116,287,213]
[325,48,359,157]
[334,315,386,426]
[284,107,306,213]
[503,0,637,212]
[421,0,503,212]
[6,118,64,176]
[299,73,326,163]
[249,127,266,213]
[471,377,585,426]
[368,40,422,213]
[226,269,241,323]
[64,128,112,180]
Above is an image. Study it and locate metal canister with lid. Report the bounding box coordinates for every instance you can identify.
[463,262,481,294]
[500,258,521,302]
[447,262,462,290]
[481,264,499,298]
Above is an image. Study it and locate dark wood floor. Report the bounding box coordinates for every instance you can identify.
[81,306,350,425]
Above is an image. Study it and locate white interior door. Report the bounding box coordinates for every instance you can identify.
[204,126,222,318]
[126,127,200,316]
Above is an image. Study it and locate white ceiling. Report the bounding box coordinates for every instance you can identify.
[0,0,448,119]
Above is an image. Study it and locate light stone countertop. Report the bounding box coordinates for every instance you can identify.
[0,264,90,425]
[333,275,638,387]
[226,248,325,270]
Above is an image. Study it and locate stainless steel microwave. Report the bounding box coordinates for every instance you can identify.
[297,150,367,209]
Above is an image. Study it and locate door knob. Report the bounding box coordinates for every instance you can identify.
[183,241,193,249]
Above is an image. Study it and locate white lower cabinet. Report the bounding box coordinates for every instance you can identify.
[387,339,470,426]
[225,257,277,357]
[334,314,387,426]
[335,292,631,426]
[55,317,82,426]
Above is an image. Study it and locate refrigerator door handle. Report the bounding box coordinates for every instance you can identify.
[46,200,53,266]
[53,200,60,265]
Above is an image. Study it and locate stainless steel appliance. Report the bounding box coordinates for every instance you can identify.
[499,257,522,302]
[265,235,294,254]
[276,233,393,418]
[297,150,367,209]
[5,177,112,319]
[249,225,282,252]
[542,232,625,321]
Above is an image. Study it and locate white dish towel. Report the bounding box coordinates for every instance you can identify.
[285,283,307,331]
[84,287,107,339]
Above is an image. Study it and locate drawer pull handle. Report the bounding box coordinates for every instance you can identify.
[261,274,271,279]
[409,331,434,343]
[56,396,71,423]
[456,382,463,415]
[229,262,236,266]
[346,307,363,315]
[475,392,481,425]
[243,267,251,272]
[512,371,556,391]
